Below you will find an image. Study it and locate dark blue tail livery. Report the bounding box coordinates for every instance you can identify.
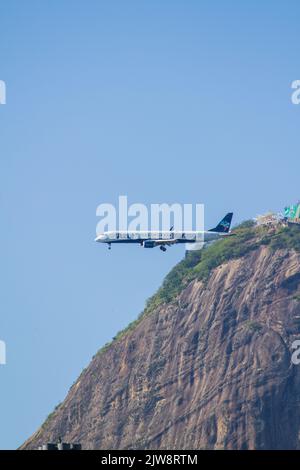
[209,213,233,233]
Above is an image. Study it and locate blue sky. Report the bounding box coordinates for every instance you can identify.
[0,0,299,449]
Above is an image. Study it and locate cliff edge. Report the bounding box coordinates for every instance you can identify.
[21,224,300,449]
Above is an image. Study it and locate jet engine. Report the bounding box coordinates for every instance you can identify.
[143,240,156,248]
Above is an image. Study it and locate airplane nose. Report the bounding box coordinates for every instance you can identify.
[95,234,107,242]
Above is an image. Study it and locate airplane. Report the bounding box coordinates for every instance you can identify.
[95,213,234,252]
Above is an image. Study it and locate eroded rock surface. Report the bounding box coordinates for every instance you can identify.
[22,246,300,449]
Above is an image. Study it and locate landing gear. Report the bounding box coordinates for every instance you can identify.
[108,243,111,250]
[160,245,167,252]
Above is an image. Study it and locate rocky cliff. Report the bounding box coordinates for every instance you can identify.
[22,224,300,449]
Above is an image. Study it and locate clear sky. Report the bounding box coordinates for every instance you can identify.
[0,0,299,449]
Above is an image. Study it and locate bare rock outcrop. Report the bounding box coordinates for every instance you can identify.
[21,240,300,449]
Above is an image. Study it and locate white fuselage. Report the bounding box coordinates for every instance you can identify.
[95,230,228,244]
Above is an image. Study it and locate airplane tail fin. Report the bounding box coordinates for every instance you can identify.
[209,213,233,233]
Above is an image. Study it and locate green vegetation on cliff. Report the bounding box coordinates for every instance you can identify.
[147,223,300,310]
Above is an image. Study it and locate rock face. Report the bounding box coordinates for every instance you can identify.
[22,244,300,450]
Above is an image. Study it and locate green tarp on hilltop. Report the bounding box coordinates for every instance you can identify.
[284,203,300,219]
